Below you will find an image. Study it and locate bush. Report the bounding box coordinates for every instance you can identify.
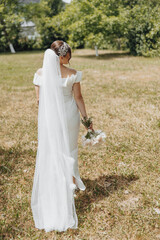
[16,37,41,51]
[37,18,66,49]
[124,5,160,56]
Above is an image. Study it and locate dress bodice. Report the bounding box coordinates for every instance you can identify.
[61,71,82,100]
[33,70,82,103]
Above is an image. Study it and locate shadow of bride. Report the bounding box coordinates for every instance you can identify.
[76,52,130,60]
[75,173,139,225]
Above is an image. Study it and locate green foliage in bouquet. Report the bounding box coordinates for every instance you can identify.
[84,130,99,140]
[81,116,93,129]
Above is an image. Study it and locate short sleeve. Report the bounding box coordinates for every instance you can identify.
[33,72,42,86]
[75,71,82,83]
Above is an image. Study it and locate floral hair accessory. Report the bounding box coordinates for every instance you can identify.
[58,42,69,56]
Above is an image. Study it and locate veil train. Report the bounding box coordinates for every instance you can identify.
[31,49,78,232]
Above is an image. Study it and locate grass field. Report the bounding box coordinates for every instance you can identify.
[0,49,160,240]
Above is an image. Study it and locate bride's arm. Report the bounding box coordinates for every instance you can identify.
[73,82,87,118]
[73,82,93,130]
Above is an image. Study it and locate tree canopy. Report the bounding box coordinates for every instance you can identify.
[52,0,160,56]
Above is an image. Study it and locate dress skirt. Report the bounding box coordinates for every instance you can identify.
[64,95,86,191]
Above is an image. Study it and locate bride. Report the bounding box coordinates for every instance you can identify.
[31,40,94,232]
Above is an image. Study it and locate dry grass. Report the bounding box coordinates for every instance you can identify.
[0,49,160,240]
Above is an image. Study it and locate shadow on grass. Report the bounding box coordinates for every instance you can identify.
[0,145,35,175]
[0,50,130,60]
[0,50,43,56]
[0,145,139,237]
[76,174,139,226]
[75,52,131,60]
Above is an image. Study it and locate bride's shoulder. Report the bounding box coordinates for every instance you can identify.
[68,68,82,83]
[33,68,43,86]
[36,68,43,76]
[66,67,77,76]
[66,67,82,77]
[62,67,82,83]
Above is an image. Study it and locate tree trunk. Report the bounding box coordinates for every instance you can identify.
[95,45,98,57]
[9,42,16,53]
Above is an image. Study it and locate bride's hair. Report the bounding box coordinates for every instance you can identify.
[51,40,71,58]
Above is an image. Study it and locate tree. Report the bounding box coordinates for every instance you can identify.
[124,4,160,56]
[33,0,66,49]
[53,0,160,56]
[53,0,125,50]
[0,0,24,52]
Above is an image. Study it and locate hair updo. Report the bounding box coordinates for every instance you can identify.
[51,40,71,58]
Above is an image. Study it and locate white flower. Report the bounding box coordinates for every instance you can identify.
[70,183,77,190]
[118,162,126,167]
[154,208,160,214]
[82,129,106,147]
[96,134,102,141]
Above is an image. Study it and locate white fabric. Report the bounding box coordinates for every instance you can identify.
[61,71,86,191]
[31,49,85,233]
[33,72,42,86]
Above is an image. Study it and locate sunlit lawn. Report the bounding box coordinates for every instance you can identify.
[0,49,160,240]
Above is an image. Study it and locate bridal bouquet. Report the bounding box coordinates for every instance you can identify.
[81,117,106,147]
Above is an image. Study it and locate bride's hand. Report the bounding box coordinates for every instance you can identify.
[86,122,94,132]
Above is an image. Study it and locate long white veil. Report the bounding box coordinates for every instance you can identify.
[31,49,78,232]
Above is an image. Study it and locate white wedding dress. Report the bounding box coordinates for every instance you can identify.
[32,67,86,232]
